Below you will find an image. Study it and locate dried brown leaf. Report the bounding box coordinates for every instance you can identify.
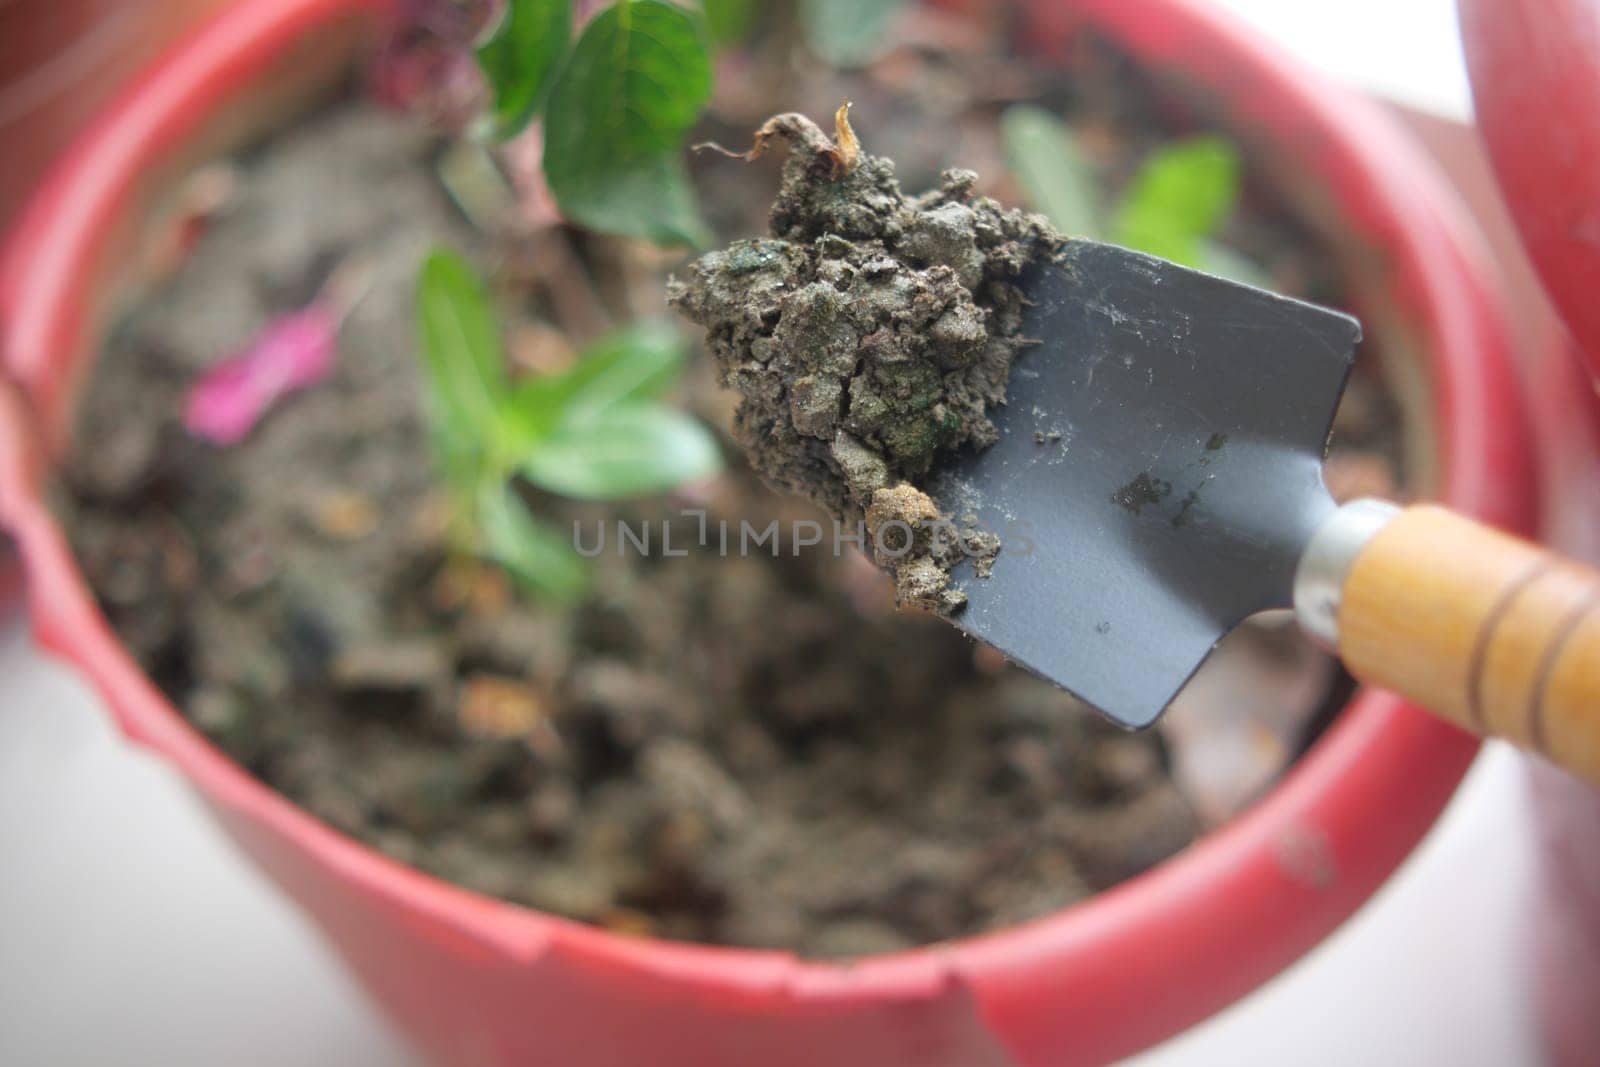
[694,102,862,180]
[832,100,859,176]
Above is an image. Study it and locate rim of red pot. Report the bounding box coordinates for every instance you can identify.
[1460,0,1600,383]
[0,0,1538,1062]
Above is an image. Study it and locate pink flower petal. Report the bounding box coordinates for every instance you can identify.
[184,306,339,446]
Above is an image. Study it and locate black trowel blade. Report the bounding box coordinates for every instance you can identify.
[930,241,1359,729]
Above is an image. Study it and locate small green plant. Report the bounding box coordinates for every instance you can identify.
[422,0,919,243]
[472,0,718,246]
[1000,105,1271,288]
[417,248,723,597]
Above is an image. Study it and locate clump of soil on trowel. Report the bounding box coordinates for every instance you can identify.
[670,109,1060,612]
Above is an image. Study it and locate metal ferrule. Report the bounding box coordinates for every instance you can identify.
[1293,498,1402,650]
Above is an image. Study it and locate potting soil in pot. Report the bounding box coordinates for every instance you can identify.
[53,28,1405,957]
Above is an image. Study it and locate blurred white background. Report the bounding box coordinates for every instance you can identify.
[0,1,1546,1064]
[1210,0,1472,119]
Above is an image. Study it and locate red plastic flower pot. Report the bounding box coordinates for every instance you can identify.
[1518,327,1600,1067]
[0,0,1539,1064]
[1459,0,1600,383]
[0,0,235,239]
[1459,6,1600,1061]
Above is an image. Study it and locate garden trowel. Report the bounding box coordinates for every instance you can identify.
[932,240,1600,785]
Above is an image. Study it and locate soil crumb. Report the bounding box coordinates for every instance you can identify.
[669,112,1060,611]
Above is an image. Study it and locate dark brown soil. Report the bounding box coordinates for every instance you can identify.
[670,113,1054,611]
[51,24,1406,958]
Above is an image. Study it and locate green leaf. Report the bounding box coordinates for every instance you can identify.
[504,321,688,443]
[416,249,509,473]
[799,0,905,67]
[542,0,713,245]
[476,0,573,139]
[477,480,590,599]
[1110,135,1242,268]
[558,153,710,248]
[431,415,485,502]
[561,322,687,417]
[702,0,759,46]
[522,405,723,499]
[999,106,1102,240]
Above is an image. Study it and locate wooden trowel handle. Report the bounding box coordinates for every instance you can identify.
[1328,504,1600,784]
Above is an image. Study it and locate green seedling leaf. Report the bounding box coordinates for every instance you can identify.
[522,404,723,499]
[542,0,713,245]
[478,480,590,599]
[431,414,485,510]
[417,249,509,468]
[558,322,686,417]
[702,0,759,46]
[1111,135,1242,268]
[799,0,905,67]
[476,0,573,139]
[505,321,688,443]
[1000,105,1102,240]
[571,153,712,248]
